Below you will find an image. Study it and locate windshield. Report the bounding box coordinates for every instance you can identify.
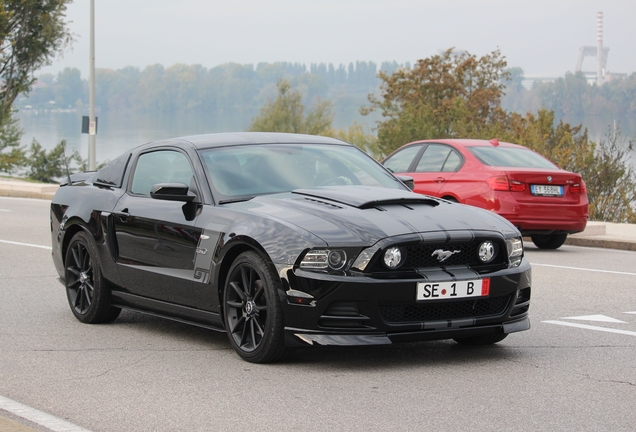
[468,146,558,169]
[199,143,403,199]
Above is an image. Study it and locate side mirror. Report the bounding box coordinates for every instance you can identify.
[396,175,415,190]
[150,183,196,202]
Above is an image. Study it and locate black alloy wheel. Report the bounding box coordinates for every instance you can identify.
[531,233,568,250]
[223,251,291,363]
[65,231,121,324]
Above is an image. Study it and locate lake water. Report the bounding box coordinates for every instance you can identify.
[16,110,636,167]
[17,110,250,165]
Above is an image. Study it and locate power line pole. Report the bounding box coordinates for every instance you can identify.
[88,0,96,170]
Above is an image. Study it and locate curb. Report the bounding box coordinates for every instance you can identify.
[565,237,636,251]
[0,190,56,200]
[0,180,58,200]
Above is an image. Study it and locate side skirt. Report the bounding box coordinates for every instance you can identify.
[111,291,225,331]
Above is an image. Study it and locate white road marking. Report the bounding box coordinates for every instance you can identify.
[532,263,636,277]
[0,208,10,212]
[624,311,636,315]
[562,315,627,323]
[543,320,636,337]
[0,239,52,250]
[0,395,92,432]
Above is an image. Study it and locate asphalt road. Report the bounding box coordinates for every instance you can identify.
[1,196,635,432]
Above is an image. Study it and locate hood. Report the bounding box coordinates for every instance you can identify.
[240,186,518,246]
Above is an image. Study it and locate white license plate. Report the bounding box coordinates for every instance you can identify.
[416,278,490,301]
[531,184,563,196]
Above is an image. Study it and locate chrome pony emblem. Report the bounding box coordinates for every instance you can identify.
[432,249,461,262]
[547,176,553,183]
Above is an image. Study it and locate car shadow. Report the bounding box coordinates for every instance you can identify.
[111,309,231,349]
[109,310,524,368]
[285,340,524,370]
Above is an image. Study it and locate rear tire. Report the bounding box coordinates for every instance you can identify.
[453,333,508,346]
[531,233,567,249]
[223,251,292,363]
[64,231,121,324]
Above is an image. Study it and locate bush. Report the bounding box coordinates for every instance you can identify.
[0,116,27,174]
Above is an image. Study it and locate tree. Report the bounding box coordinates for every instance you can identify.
[0,0,72,124]
[328,122,378,155]
[26,138,66,183]
[248,79,333,135]
[499,109,636,223]
[0,115,24,173]
[55,67,84,108]
[362,49,510,157]
[506,67,525,92]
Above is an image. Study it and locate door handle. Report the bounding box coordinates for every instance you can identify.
[114,208,130,223]
[435,177,446,183]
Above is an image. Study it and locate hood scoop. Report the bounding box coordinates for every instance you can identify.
[302,196,344,209]
[292,186,440,209]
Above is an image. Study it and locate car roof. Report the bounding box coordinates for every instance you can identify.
[408,138,524,149]
[149,132,349,149]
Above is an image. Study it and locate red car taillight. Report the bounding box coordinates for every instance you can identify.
[486,175,526,192]
[509,180,526,192]
[569,180,586,194]
[486,176,509,191]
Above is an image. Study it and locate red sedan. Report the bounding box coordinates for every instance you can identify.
[382,139,589,249]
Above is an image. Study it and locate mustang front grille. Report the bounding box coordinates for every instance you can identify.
[379,295,511,323]
[371,240,509,272]
[405,242,507,268]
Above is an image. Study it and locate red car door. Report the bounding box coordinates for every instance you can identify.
[409,144,463,197]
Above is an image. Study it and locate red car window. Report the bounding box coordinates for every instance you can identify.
[416,144,461,172]
[383,145,422,172]
[469,146,557,169]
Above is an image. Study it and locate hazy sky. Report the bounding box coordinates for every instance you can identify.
[41,0,636,79]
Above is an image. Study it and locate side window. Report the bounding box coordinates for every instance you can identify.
[442,149,462,172]
[416,144,458,172]
[382,145,422,173]
[130,150,193,196]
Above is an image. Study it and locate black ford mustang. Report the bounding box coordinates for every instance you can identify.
[51,132,531,363]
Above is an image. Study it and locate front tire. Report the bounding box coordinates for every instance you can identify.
[223,251,292,363]
[531,233,567,249]
[64,231,121,324]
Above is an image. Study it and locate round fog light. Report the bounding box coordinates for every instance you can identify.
[478,241,496,263]
[383,247,403,269]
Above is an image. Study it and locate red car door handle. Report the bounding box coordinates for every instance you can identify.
[435,177,446,183]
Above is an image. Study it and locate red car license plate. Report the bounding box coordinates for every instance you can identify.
[531,185,563,196]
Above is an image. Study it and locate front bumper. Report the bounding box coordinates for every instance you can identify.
[279,258,532,347]
[285,317,530,347]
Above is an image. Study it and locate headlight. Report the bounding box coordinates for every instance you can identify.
[327,250,347,270]
[506,237,523,267]
[300,249,347,271]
